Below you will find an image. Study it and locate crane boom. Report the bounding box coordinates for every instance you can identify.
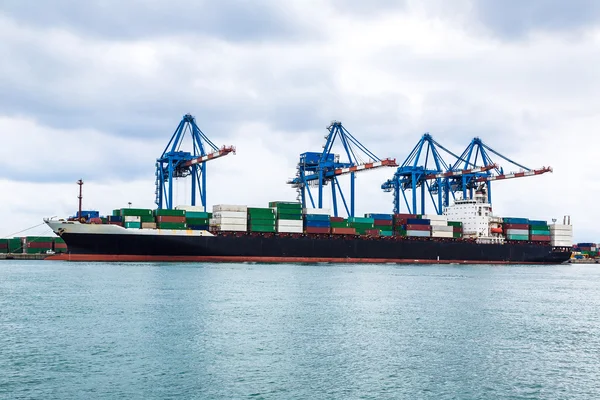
[474,166,552,182]
[183,146,236,167]
[334,158,398,176]
[424,164,497,180]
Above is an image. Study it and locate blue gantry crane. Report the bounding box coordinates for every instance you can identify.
[288,121,397,217]
[155,114,235,210]
[444,137,552,206]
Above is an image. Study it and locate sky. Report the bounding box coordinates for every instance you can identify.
[1,0,599,241]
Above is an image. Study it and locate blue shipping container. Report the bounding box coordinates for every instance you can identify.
[364,213,394,220]
[108,215,123,222]
[304,220,331,228]
[188,224,209,230]
[528,220,548,226]
[407,218,430,225]
[304,214,331,221]
[502,217,529,224]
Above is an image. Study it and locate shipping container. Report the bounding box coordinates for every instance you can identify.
[373,219,393,226]
[405,224,431,231]
[121,208,153,217]
[276,220,303,228]
[503,223,528,230]
[175,205,206,212]
[141,222,157,229]
[530,235,551,242]
[330,216,345,223]
[407,230,431,237]
[277,213,303,221]
[431,231,453,238]
[157,222,186,230]
[213,211,247,219]
[502,217,529,225]
[249,225,277,233]
[505,229,529,236]
[506,234,529,241]
[330,221,350,228]
[124,222,141,229]
[248,207,276,217]
[277,226,303,233]
[303,208,330,215]
[304,214,330,222]
[154,209,186,217]
[431,225,453,232]
[331,227,356,235]
[185,211,210,219]
[156,216,186,223]
[213,205,248,212]
[365,213,393,220]
[124,216,141,222]
[187,224,209,231]
[447,221,463,227]
[304,220,330,228]
[407,218,430,225]
[305,227,330,234]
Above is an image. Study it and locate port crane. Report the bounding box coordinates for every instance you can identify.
[381,133,495,215]
[288,121,397,217]
[444,137,552,206]
[155,114,235,210]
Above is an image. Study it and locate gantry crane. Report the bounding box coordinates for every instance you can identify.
[444,137,552,206]
[155,114,235,210]
[381,133,496,215]
[288,121,397,217]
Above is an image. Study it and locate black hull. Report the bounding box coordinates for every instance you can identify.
[53,232,572,264]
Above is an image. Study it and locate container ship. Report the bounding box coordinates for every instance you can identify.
[45,191,572,264]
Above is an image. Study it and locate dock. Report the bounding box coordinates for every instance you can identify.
[0,253,50,260]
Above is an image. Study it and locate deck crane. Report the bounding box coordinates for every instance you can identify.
[287,121,397,217]
[444,137,552,206]
[381,133,497,215]
[155,114,235,210]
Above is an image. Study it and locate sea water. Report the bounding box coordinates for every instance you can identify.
[1,261,600,399]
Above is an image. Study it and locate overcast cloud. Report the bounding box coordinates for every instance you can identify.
[0,0,598,241]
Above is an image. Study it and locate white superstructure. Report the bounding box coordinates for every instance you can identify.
[443,190,503,243]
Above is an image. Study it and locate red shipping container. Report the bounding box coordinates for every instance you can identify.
[374,219,393,226]
[331,227,356,235]
[89,217,103,224]
[365,229,380,236]
[394,218,407,226]
[405,224,431,231]
[27,242,53,249]
[453,226,463,233]
[330,217,346,223]
[530,235,551,241]
[305,227,330,234]
[0,243,8,248]
[156,216,186,223]
[395,213,417,219]
[503,223,528,230]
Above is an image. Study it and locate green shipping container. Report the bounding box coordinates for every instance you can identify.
[154,209,186,217]
[8,238,22,253]
[124,222,141,229]
[248,207,276,217]
[249,225,276,233]
[507,234,529,241]
[112,209,121,217]
[349,222,375,230]
[186,217,210,225]
[453,232,462,239]
[185,211,210,219]
[277,213,303,220]
[140,215,155,223]
[157,222,187,230]
[348,217,375,224]
[121,208,153,217]
[249,219,276,226]
[530,229,550,235]
[269,201,302,210]
[380,230,394,237]
[448,221,463,227]
[330,221,350,228]
[375,226,393,232]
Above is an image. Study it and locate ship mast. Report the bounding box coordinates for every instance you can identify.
[77,179,84,221]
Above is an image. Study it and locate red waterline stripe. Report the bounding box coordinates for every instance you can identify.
[44,254,551,264]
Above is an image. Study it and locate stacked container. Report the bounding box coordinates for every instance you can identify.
[211,205,248,232]
[528,220,550,242]
[54,237,67,253]
[576,243,598,258]
[348,217,375,235]
[366,213,394,237]
[393,214,416,236]
[247,207,277,233]
[304,208,331,234]
[549,224,573,247]
[25,236,55,254]
[271,202,303,233]
[448,221,463,239]
[154,209,186,230]
[175,206,211,230]
[406,218,431,238]
[330,216,355,235]
[0,239,8,254]
[107,215,123,226]
[121,208,153,229]
[7,238,22,253]
[503,217,530,241]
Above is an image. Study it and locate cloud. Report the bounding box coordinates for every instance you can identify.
[472,0,600,39]
[0,0,308,42]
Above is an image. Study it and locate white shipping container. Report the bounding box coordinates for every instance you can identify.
[124,216,141,222]
[213,204,248,212]
[431,225,453,232]
[549,224,573,231]
[407,230,431,237]
[429,220,449,227]
[213,211,247,219]
[210,218,247,226]
[212,224,247,232]
[277,226,304,233]
[506,229,528,236]
[431,231,453,238]
[175,205,206,212]
[424,214,448,221]
[276,220,303,228]
[303,208,331,215]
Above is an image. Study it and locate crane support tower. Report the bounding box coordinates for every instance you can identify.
[445,137,552,206]
[288,121,397,217]
[155,114,235,210]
